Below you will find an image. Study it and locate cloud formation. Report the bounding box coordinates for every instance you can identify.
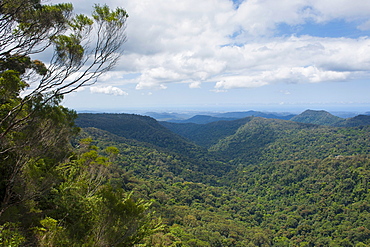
[58,0,370,92]
[90,86,128,96]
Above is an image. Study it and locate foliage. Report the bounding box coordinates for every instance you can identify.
[2,102,370,245]
[0,1,159,246]
[290,109,343,126]
[0,138,158,246]
[76,114,203,155]
[40,141,160,246]
[0,222,25,246]
[75,113,370,246]
[161,117,254,148]
[209,117,370,164]
[1,3,370,243]
[0,0,128,149]
[75,114,231,180]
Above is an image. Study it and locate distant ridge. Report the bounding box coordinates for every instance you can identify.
[290,109,343,126]
[291,109,370,127]
[75,113,205,157]
[72,110,370,246]
[208,117,320,163]
[168,110,295,124]
[337,114,370,127]
[214,110,295,120]
[161,117,254,148]
[169,115,237,124]
[144,112,191,121]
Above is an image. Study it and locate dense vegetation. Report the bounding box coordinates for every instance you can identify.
[163,109,370,126]
[0,0,160,246]
[1,0,370,245]
[75,113,370,246]
[165,110,296,124]
[291,110,370,127]
[290,110,343,126]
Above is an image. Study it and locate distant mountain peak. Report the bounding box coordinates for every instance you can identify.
[290,109,343,126]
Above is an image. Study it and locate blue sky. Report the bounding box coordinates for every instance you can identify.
[56,0,370,113]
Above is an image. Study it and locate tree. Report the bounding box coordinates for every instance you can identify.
[0,0,128,216]
[36,141,161,246]
[0,0,128,142]
[0,1,138,245]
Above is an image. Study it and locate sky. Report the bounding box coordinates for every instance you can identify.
[55,0,370,113]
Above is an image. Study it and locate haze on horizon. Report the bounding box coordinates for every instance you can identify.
[55,0,370,114]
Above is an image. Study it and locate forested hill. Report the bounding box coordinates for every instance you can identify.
[73,112,370,246]
[160,117,255,148]
[290,109,343,125]
[214,110,295,120]
[167,110,296,124]
[337,114,370,127]
[75,114,234,179]
[209,117,370,164]
[76,113,205,157]
[291,109,370,126]
[163,109,370,126]
[163,115,370,164]
[169,115,239,124]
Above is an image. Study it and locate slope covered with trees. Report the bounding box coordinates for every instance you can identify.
[161,117,254,148]
[76,113,205,156]
[167,110,296,124]
[290,109,343,126]
[209,117,370,164]
[291,109,370,127]
[337,115,370,127]
[1,0,370,245]
[73,113,370,246]
[0,1,161,246]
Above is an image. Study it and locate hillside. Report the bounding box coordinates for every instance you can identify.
[74,113,370,246]
[210,117,370,164]
[169,115,238,124]
[161,117,254,148]
[76,113,207,158]
[290,109,343,126]
[76,114,231,181]
[337,115,370,127]
[214,110,295,120]
[167,110,296,124]
[290,110,370,127]
[78,127,231,184]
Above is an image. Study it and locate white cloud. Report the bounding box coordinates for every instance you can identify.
[52,0,370,92]
[215,75,269,89]
[96,71,124,82]
[189,81,201,89]
[307,0,370,23]
[120,35,370,90]
[215,66,350,90]
[90,86,128,96]
[232,0,370,37]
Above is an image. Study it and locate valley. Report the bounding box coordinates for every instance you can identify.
[75,110,370,246]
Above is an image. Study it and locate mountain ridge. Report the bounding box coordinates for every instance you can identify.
[75,113,206,158]
[73,111,370,246]
[290,109,343,126]
[166,110,296,124]
[291,109,370,127]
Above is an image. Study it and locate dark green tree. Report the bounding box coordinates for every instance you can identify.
[0,1,160,246]
[0,0,128,216]
[32,140,161,246]
[0,0,128,141]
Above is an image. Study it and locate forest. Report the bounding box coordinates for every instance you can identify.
[73,112,370,246]
[1,0,370,246]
